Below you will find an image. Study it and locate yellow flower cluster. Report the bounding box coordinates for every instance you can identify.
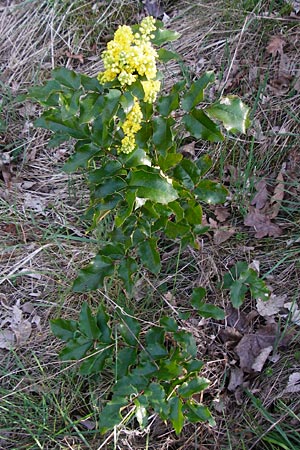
[119,99,143,154]
[98,17,162,154]
[98,16,161,103]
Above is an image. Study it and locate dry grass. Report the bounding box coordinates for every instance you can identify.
[1,0,300,449]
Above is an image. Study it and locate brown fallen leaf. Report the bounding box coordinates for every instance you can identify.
[213,228,235,245]
[65,51,84,64]
[228,367,244,391]
[251,179,269,210]
[219,326,243,347]
[282,372,300,395]
[214,206,230,222]
[0,329,15,349]
[226,305,251,333]
[269,171,285,219]
[256,294,287,318]
[244,207,282,238]
[266,36,286,57]
[235,323,281,373]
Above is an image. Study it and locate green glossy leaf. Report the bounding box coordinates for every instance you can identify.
[157,152,182,171]
[195,303,225,320]
[183,109,224,142]
[206,95,250,133]
[191,287,207,308]
[135,401,148,428]
[160,316,178,332]
[185,359,204,373]
[92,193,123,212]
[99,397,128,434]
[59,90,81,121]
[169,397,184,435]
[182,72,215,112]
[59,336,93,360]
[222,261,249,289]
[79,93,105,124]
[78,302,100,339]
[169,201,184,221]
[79,347,111,374]
[118,314,141,346]
[129,168,178,204]
[80,74,103,92]
[96,303,112,343]
[88,160,123,183]
[184,200,202,225]
[145,327,168,360]
[121,148,152,168]
[47,133,70,148]
[115,191,136,227]
[174,330,197,357]
[50,318,77,341]
[73,254,114,292]
[145,382,169,419]
[152,26,181,46]
[173,158,200,189]
[116,347,137,379]
[230,280,248,308]
[138,238,161,275]
[185,401,215,426]
[153,116,174,154]
[35,110,88,140]
[120,91,135,113]
[249,275,270,300]
[165,221,190,239]
[94,177,127,199]
[157,93,179,117]
[195,154,213,176]
[157,359,183,381]
[103,88,122,121]
[157,48,181,62]
[178,376,210,398]
[52,67,81,90]
[118,257,138,293]
[194,180,228,204]
[28,79,61,103]
[63,142,100,172]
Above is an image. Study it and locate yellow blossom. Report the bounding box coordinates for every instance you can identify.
[141,80,161,103]
[97,16,160,103]
[118,99,143,154]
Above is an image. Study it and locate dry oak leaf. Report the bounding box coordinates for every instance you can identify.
[266,36,286,57]
[244,207,282,238]
[251,179,269,210]
[235,323,280,372]
[282,372,300,395]
[228,367,244,392]
[213,228,235,245]
[269,171,285,219]
[256,294,287,317]
[214,206,230,222]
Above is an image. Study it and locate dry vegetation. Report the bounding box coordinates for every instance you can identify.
[1,0,300,449]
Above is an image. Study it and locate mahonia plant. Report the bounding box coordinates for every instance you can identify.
[29,16,250,435]
[29,17,250,294]
[51,302,215,434]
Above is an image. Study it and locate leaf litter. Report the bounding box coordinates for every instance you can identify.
[0,299,41,349]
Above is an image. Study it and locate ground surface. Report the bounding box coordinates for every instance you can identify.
[1,0,300,449]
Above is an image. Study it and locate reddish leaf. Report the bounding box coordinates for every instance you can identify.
[251,179,269,210]
[244,207,282,238]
